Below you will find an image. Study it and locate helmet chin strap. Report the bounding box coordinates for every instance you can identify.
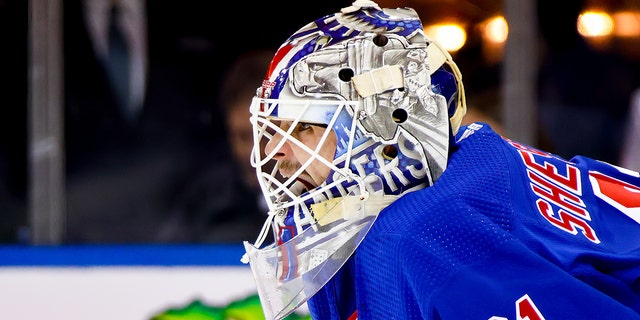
[311,192,400,227]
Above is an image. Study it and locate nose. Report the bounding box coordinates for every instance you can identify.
[264,129,291,161]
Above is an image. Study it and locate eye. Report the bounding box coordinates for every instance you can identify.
[297,122,313,131]
[291,122,314,139]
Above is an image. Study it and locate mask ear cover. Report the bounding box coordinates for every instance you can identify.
[426,38,467,134]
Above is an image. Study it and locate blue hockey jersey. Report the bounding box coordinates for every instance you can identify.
[307,122,640,320]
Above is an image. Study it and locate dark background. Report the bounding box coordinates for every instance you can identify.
[1,0,638,244]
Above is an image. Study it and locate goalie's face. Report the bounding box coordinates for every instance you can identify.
[264,120,337,193]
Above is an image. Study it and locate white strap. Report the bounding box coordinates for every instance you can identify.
[352,65,404,98]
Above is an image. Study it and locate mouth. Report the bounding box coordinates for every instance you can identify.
[277,160,298,179]
[277,161,317,194]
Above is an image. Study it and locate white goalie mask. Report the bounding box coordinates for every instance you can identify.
[241,1,467,319]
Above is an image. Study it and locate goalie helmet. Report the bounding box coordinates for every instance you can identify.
[242,1,467,319]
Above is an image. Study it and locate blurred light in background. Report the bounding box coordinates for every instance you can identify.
[577,11,614,37]
[422,15,508,63]
[483,16,509,44]
[418,7,640,62]
[575,8,640,59]
[424,23,467,52]
[374,0,640,64]
[613,11,640,37]
[574,9,640,38]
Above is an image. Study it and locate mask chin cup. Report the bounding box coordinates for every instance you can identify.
[242,192,396,320]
